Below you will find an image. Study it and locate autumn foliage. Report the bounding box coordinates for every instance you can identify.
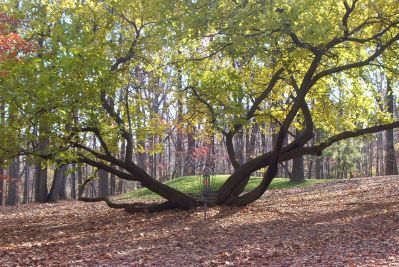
[0,12,33,64]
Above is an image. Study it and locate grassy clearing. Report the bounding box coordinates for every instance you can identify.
[118,175,332,201]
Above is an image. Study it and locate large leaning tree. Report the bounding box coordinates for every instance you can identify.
[1,0,399,212]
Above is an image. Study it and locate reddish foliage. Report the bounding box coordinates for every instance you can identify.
[0,175,12,181]
[0,12,34,64]
[192,146,210,160]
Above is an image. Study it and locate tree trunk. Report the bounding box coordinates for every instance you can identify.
[35,162,48,202]
[369,139,373,176]
[315,129,323,179]
[71,164,77,199]
[0,166,3,206]
[77,164,83,188]
[384,78,398,175]
[48,165,67,202]
[23,160,29,204]
[59,165,68,200]
[291,155,305,183]
[98,169,109,198]
[184,128,196,176]
[118,140,126,194]
[307,159,313,179]
[6,157,19,205]
[110,171,116,195]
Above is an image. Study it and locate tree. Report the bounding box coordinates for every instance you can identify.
[0,11,33,205]
[6,157,18,205]
[384,78,398,175]
[291,126,305,184]
[291,155,305,183]
[1,0,399,212]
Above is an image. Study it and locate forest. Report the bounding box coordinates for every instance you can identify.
[0,0,399,265]
[1,0,399,209]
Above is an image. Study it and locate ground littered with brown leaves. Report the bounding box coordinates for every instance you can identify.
[1,176,398,266]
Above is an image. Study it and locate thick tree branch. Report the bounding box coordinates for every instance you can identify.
[72,127,112,156]
[312,33,399,84]
[110,23,142,71]
[225,132,241,170]
[232,67,284,133]
[223,68,285,170]
[287,30,319,54]
[124,201,175,213]
[186,86,225,133]
[71,142,130,171]
[296,120,399,158]
[342,0,358,36]
[77,153,138,181]
[219,53,322,205]
[100,91,134,163]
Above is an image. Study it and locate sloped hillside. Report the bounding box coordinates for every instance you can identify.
[0,176,398,266]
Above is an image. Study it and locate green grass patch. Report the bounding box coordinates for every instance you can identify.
[118,175,332,201]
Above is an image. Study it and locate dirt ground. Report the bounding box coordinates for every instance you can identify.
[1,176,398,266]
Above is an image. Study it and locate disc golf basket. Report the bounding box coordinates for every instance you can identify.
[172,163,217,218]
[198,166,217,202]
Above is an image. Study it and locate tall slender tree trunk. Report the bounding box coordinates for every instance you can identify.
[110,171,116,195]
[291,155,305,183]
[117,140,126,194]
[315,129,323,179]
[307,159,313,179]
[291,130,305,183]
[0,166,3,206]
[6,157,19,205]
[98,169,109,198]
[35,148,48,202]
[23,160,29,204]
[283,135,289,178]
[376,132,383,175]
[77,164,83,188]
[71,164,77,199]
[369,139,373,176]
[59,165,68,200]
[326,158,331,178]
[184,129,196,175]
[384,78,398,175]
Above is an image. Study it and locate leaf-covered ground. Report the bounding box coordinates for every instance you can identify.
[1,176,398,266]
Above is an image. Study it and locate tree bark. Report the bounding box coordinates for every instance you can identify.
[6,157,19,205]
[110,171,116,195]
[384,78,398,175]
[0,166,3,206]
[291,155,305,183]
[71,164,77,199]
[315,130,324,179]
[184,128,196,176]
[48,165,67,202]
[59,165,68,200]
[35,160,48,202]
[23,160,29,204]
[98,169,109,198]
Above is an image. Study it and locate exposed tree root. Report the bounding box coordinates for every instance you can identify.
[78,197,178,212]
[124,201,175,213]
